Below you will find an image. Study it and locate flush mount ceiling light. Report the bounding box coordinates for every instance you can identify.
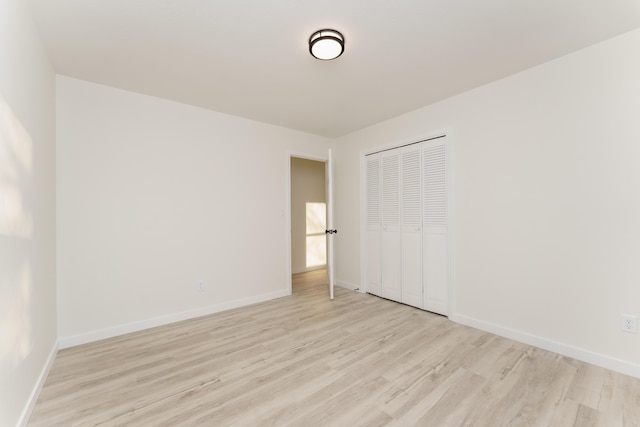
[309,29,345,60]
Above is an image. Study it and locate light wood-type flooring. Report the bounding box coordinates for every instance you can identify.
[29,270,640,426]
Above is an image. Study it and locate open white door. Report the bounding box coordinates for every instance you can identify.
[326,149,336,299]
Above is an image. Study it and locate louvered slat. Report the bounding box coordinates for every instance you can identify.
[423,144,447,228]
[402,147,421,227]
[366,156,380,226]
[382,153,400,226]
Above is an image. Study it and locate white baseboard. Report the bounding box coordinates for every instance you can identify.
[451,313,640,379]
[19,342,58,426]
[59,289,290,349]
[336,280,361,292]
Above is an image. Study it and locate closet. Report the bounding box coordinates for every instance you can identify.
[365,136,449,315]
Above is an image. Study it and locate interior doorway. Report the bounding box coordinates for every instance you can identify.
[290,156,327,284]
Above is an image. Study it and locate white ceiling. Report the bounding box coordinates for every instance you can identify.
[26,0,640,138]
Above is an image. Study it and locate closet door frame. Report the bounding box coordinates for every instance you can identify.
[360,131,454,316]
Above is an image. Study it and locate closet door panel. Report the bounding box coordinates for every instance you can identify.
[366,155,381,296]
[381,151,401,302]
[401,145,422,308]
[423,138,449,315]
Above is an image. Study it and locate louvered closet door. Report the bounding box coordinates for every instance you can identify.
[400,144,423,308]
[366,154,382,297]
[423,138,449,315]
[381,150,401,302]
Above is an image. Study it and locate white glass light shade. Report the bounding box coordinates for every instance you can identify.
[309,29,344,60]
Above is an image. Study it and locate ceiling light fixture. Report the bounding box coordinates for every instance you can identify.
[309,29,344,60]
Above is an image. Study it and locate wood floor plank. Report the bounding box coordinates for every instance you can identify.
[28,270,640,426]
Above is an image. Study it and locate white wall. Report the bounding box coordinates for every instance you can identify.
[0,0,57,425]
[56,76,332,344]
[290,157,326,274]
[334,29,640,376]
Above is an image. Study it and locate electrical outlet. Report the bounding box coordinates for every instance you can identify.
[620,314,637,333]
[197,281,205,292]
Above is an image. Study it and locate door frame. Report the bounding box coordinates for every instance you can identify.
[285,150,328,295]
[359,130,455,315]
